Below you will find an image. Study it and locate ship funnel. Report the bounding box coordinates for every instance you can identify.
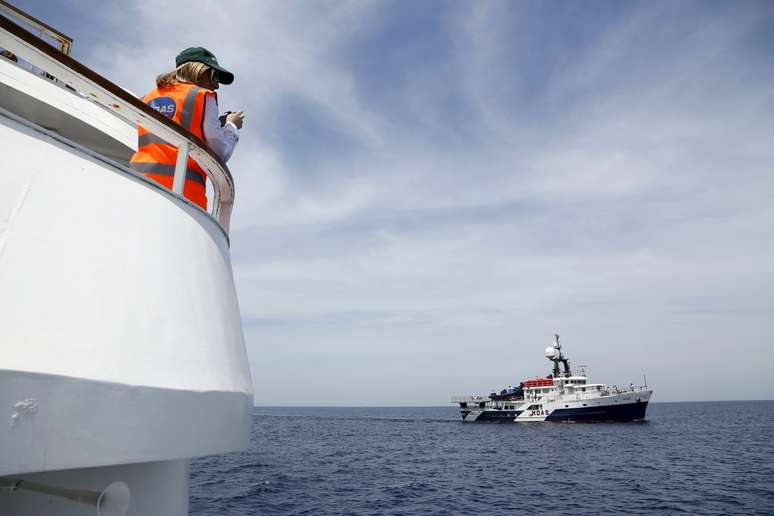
[0,478,130,516]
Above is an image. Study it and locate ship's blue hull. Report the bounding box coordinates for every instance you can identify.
[545,400,649,422]
[462,400,649,423]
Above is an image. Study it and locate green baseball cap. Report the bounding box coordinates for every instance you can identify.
[175,47,234,85]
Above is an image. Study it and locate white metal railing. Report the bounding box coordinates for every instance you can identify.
[450,396,489,403]
[0,0,72,55]
[554,369,587,379]
[603,385,649,396]
[520,384,649,401]
[0,11,235,233]
[452,383,650,406]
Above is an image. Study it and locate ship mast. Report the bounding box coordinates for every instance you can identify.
[546,334,572,377]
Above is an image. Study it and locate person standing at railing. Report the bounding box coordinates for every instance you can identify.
[130,47,244,210]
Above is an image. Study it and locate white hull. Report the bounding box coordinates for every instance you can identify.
[460,390,652,423]
[516,390,652,422]
[0,30,253,515]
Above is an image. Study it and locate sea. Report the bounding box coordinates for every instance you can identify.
[190,402,774,515]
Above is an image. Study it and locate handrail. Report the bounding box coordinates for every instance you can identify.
[0,12,235,233]
[606,385,650,395]
[450,396,489,403]
[0,0,72,55]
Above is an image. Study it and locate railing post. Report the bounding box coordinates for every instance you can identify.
[172,141,189,195]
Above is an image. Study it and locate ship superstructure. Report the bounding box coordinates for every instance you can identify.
[0,4,252,515]
[452,335,652,423]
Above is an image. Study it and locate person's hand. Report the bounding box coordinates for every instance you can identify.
[226,111,245,129]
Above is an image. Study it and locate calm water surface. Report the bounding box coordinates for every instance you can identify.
[190,402,774,515]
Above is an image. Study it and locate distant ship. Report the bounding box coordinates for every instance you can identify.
[451,335,652,422]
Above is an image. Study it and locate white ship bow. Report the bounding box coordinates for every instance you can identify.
[0,6,253,515]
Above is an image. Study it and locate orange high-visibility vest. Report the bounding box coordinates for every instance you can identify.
[130,83,216,210]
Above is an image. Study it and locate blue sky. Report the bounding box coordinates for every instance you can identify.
[13,0,774,403]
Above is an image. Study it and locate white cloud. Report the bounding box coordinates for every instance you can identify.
[38,0,774,403]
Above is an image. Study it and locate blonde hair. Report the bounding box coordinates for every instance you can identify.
[155,62,211,88]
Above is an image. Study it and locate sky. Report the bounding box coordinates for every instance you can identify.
[11,0,774,404]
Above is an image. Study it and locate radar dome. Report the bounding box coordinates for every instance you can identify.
[545,346,559,359]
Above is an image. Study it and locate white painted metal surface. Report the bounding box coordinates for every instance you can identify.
[0,106,253,474]
[0,461,189,515]
[0,9,254,515]
[172,140,190,195]
[0,57,136,153]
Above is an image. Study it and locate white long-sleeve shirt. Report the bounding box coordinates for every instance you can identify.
[202,96,239,162]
